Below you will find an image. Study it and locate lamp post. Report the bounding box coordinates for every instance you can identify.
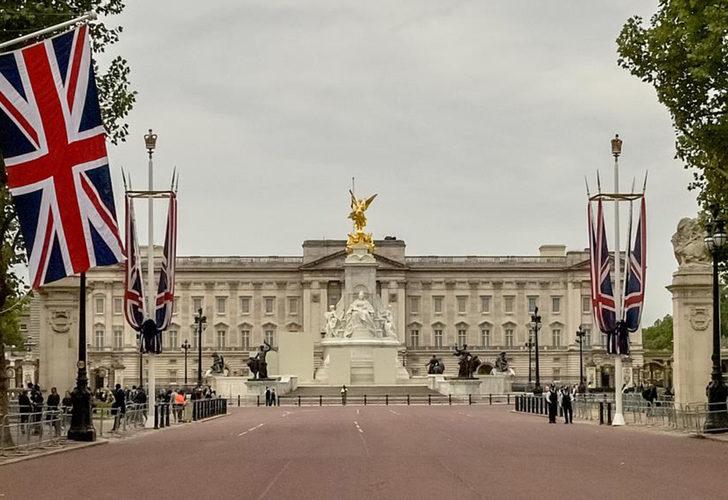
[68,273,95,441]
[194,308,206,387]
[136,332,143,387]
[704,207,727,432]
[143,128,158,429]
[525,335,534,389]
[181,339,191,386]
[531,307,542,394]
[576,326,586,392]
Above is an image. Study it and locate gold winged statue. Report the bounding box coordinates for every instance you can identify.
[347,190,377,253]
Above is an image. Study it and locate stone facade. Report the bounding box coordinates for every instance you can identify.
[28,239,644,390]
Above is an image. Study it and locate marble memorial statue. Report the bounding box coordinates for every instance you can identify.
[343,291,377,338]
[324,305,341,338]
[347,190,377,253]
[324,290,398,340]
[205,352,229,377]
[381,305,395,338]
[425,355,445,374]
[672,217,710,267]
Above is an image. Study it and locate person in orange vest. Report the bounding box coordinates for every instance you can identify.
[174,390,186,421]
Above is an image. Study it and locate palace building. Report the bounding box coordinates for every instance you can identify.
[28,238,644,392]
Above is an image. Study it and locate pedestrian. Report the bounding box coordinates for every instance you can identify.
[271,388,277,407]
[135,387,147,424]
[561,386,573,424]
[46,387,61,436]
[31,384,44,434]
[265,387,271,407]
[546,385,558,423]
[61,390,72,408]
[111,383,126,431]
[340,384,348,406]
[175,390,186,421]
[18,387,32,434]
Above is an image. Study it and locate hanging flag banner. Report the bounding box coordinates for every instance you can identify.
[623,196,647,333]
[155,192,177,331]
[0,25,124,288]
[124,193,145,331]
[587,199,616,336]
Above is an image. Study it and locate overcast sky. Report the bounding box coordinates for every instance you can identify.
[99,1,700,325]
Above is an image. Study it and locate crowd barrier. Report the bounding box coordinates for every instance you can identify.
[232,393,515,407]
[0,409,65,457]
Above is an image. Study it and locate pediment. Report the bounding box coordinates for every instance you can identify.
[300,250,407,270]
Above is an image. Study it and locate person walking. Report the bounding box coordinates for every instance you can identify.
[46,387,61,436]
[340,384,348,406]
[31,384,44,435]
[111,383,126,431]
[270,388,278,407]
[546,385,558,423]
[265,387,271,407]
[561,386,573,424]
[18,387,32,434]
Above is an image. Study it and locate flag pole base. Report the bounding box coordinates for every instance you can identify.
[611,413,625,426]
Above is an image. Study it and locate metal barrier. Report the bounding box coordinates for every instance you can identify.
[0,409,65,457]
[191,398,227,421]
[242,393,517,407]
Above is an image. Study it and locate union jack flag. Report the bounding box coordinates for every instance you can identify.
[124,194,145,331]
[623,196,646,333]
[587,199,616,336]
[0,25,123,288]
[155,192,177,331]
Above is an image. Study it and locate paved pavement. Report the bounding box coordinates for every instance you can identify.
[1,405,726,499]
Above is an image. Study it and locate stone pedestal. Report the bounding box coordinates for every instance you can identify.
[244,376,299,401]
[668,265,713,406]
[315,338,401,385]
[279,331,313,383]
[344,243,377,300]
[434,378,482,396]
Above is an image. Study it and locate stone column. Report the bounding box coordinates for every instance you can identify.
[669,265,713,406]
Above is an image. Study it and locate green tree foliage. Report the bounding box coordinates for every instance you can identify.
[642,315,674,351]
[616,1,728,216]
[0,1,134,440]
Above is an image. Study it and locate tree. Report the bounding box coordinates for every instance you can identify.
[616,1,728,218]
[642,315,673,351]
[0,1,135,445]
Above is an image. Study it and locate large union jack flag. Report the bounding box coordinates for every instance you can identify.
[623,197,646,333]
[155,192,177,331]
[587,199,616,336]
[0,25,123,288]
[124,194,145,331]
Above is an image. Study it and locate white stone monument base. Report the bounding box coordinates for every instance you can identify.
[434,378,482,396]
[427,373,513,395]
[315,338,403,386]
[244,376,299,401]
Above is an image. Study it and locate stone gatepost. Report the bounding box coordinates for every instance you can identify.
[668,217,713,406]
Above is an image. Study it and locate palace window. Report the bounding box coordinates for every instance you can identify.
[169,329,178,349]
[480,296,491,313]
[113,328,123,349]
[264,297,275,314]
[241,329,250,350]
[409,329,420,348]
[264,330,275,347]
[113,297,122,315]
[191,328,198,349]
[192,297,203,313]
[95,297,104,315]
[168,370,178,383]
[552,296,561,314]
[216,297,227,314]
[527,296,538,314]
[288,297,299,315]
[457,296,467,314]
[409,296,420,314]
[504,296,515,314]
[457,329,467,346]
[481,329,490,347]
[584,328,591,347]
[434,329,443,348]
[433,296,443,314]
[553,367,561,379]
[505,328,514,347]
[240,297,251,314]
[552,329,561,347]
[94,328,105,348]
[582,296,591,314]
[327,282,342,308]
[216,330,226,349]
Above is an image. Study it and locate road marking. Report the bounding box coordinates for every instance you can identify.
[354,421,364,433]
[257,460,291,499]
[388,409,400,416]
[238,423,265,437]
[356,409,360,414]
[281,411,290,418]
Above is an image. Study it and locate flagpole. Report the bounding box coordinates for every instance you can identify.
[0,11,97,51]
[67,272,95,441]
[611,134,626,426]
[144,129,158,428]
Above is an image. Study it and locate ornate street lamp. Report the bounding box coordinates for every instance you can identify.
[531,307,542,394]
[144,128,158,157]
[181,339,191,386]
[525,335,534,389]
[704,207,727,432]
[194,308,206,388]
[576,326,587,393]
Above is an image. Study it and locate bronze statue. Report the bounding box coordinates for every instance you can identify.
[452,344,479,378]
[205,352,229,377]
[346,190,377,253]
[247,341,277,380]
[494,352,509,372]
[425,355,445,374]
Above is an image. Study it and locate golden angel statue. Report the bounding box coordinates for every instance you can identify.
[347,190,377,253]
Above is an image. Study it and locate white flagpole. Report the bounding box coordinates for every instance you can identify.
[612,135,625,426]
[0,11,97,51]
[144,129,158,428]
